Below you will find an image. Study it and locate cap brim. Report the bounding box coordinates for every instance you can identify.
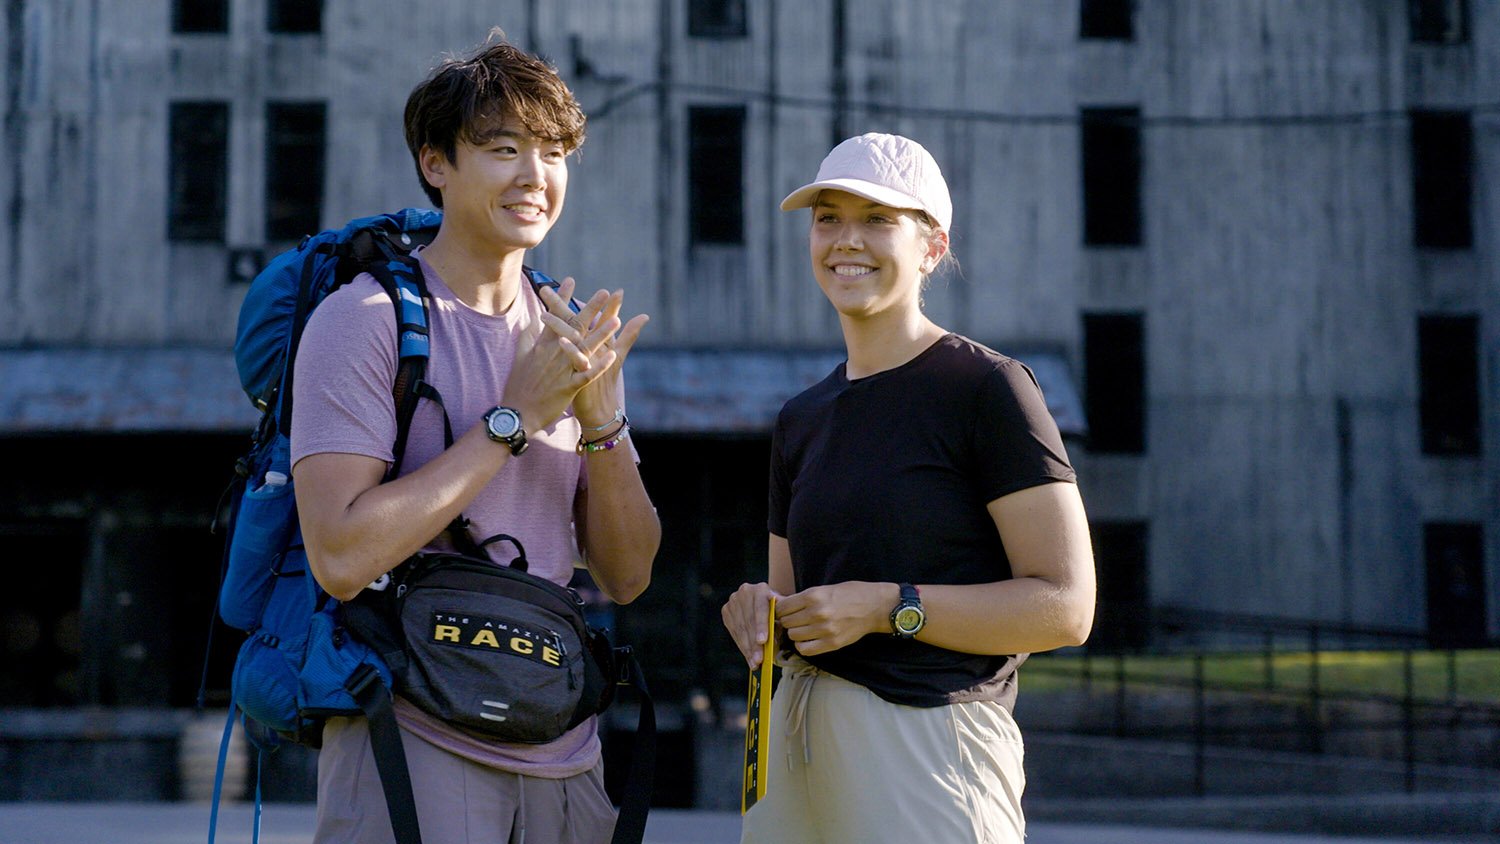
[779,178,929,218]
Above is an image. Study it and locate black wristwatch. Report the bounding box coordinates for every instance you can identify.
[889,583,925,639]
[482,406,529,456]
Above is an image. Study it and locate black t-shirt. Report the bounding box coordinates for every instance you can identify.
[768,333,1076,710]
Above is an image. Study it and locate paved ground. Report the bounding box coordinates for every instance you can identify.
[0,803,1492,844]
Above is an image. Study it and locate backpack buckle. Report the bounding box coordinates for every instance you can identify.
[345,663,382,698]
[613,646,633,685]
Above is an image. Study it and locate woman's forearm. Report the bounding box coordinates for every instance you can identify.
[913,576,1094,655]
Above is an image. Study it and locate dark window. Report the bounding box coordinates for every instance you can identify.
[161,526,242,708]
[269,0,322,33]
[1081,107,1142,246]
[227,249,265,285]
[265,102,327,242]
[1080,0,1134,40]
[689,0,747,38]
[1425,523,1486,647]
[609,435,768,708]
[0,523,86,707]
[168,102,229,242]
[601,434,769,808]
[1418,314,1481,456]
[1411,110,1473,249]
[1089,521,1149,651]
[688,106,745,245]
[173,0,228,33]
[1083,312,1146,453]
[1410,0,1468,44]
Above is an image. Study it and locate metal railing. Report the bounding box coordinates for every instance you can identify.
[1027,607,1500,794]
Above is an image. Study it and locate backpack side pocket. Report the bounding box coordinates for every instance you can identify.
[300,603,390,719]
[231,627,305,736]
[219,436,298,631]
[231,546,315,736]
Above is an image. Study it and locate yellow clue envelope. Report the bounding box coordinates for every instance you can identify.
[741,597,775,814]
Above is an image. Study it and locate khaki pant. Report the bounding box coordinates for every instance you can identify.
[312,716,616,844]
[742,657,1026,844]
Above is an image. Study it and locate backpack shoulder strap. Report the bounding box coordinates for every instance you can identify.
[524,266,583,315]
[361,234,435,478]
[347,666,424,844]
[609,648,655,844]
[364,238,478,555]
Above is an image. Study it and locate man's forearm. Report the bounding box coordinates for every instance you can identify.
[298,426,514,600]
[579,444,660,603]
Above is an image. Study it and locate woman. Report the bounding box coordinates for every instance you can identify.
[722,133,1096,844]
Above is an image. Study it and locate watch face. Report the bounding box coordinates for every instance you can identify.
[487,408,521,438]
[894,606,923,633]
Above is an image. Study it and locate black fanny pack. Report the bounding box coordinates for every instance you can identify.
[344,535,620,743]
[341,534,657,844]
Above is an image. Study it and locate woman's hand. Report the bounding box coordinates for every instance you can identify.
[776,581,896,657]
[537,278,649,429]
[722,582,784,669]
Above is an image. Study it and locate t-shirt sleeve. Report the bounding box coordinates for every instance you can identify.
[766,414,790,538]
[971,358,1077,503]
[289,277,400,469]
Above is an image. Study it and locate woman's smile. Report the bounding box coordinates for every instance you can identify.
[809,190,932,320]
[829,264,877,277]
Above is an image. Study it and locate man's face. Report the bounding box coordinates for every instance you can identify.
[427,124,568,253]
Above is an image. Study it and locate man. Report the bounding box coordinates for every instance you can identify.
[291,36,659,844]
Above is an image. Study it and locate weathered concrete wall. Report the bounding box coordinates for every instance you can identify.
[0,1,1495,636]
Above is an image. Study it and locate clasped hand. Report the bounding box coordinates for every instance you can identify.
[502,277,649,432]
[722,581,893,669]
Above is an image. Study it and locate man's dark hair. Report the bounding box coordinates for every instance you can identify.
[403,36,586,207]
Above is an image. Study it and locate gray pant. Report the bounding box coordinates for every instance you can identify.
[313,716,616,844]
[742,656,1027,844]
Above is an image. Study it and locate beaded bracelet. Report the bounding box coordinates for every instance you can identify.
[581,408,625,432]
[582,414,628,444]
[577,422,631,455]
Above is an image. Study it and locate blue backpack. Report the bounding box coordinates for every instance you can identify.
[203,208,592,844]
[222,208,447,744]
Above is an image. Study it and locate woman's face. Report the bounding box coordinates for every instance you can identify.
[809,190,944,322]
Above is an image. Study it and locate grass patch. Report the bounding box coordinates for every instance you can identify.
[1023,649,1500,703]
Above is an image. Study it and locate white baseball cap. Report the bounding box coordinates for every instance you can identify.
[779,133,953,232]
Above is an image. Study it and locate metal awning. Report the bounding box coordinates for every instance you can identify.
[0,348,260,433]
[0,347,1086,438]
[624,347,1086,437]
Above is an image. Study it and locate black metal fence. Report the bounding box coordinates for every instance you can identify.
[1026,606,1500,795]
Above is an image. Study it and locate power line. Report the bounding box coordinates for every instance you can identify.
[586,79,1500,128]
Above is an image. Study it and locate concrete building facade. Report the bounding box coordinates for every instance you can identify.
[0,0,1494,801]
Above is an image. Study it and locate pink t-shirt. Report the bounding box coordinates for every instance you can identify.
[290,251,598,778]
